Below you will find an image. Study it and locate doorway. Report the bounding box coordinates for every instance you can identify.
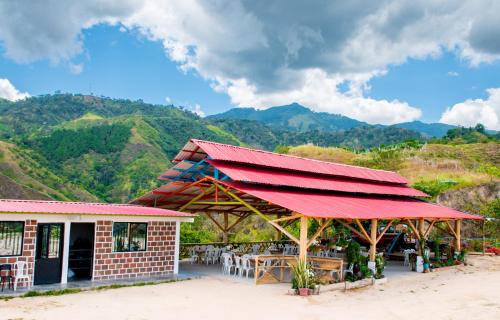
[68,223,95,281]
[34,223,64,285]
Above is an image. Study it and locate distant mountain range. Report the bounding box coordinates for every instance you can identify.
[208,103,457,138]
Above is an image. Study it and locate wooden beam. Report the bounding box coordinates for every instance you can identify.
[355,219,373,245]
[205,212,225,232]
[192,201,241,205]
[270,214,302,223]
[369,219,378,262]
[179,184,215,211]
[423,219,437,239]
[223,212,229,244]
[307,219,332,247]
[299,216,308,262]
[376,220,394,244]
[445,220,458,239]
[226,213,250,232]
[213,182,300,244]
[337,220,372,243]
[405,219,421,240]
[455,219,461,251]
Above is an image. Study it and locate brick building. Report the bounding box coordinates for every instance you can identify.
[0,200,193,288]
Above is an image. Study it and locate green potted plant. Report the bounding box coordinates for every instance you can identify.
[374,254,385,279]
[291,259,314,296]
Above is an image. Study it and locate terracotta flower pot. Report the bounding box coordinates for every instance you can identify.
[298,288,310,296]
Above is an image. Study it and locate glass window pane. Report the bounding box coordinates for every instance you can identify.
[130,223,147,251]
[48,225,62,258]
[113,222,129,252]
[0,221,24,256]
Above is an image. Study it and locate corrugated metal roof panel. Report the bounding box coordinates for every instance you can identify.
[0,199,194,217]
[184,139,408,184]
[223,181,482,220]
[208,160,427,197]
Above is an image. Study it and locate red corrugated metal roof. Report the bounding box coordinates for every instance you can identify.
[0,199,194,218]
[208,160,428,197]
[185,139,409,184]
[223,181,482,220]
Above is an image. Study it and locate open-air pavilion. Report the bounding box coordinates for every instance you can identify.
[132,139,482,284]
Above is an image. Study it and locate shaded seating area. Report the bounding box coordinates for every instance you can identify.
[132,139,483,285]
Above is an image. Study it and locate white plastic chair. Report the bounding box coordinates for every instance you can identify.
[13,261,30,291]
[221,253,233,275]
[344,263,354,280]
[240,255,254,278]
[233,256,242,277]
[189,248,199,264]
[204,249,213,265]
[251,244,260,255]
[403,249,415,267]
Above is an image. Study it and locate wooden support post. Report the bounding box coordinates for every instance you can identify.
[299,216,308,262]
[369,219,378,262]
[455,219,461,251]
[275,213,283,241]
[223,212,229,244]
[418,218,425,255]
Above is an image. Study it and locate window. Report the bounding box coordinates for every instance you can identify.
[0,221,24,257]
[112,222,147,252]
[37,224,62,259]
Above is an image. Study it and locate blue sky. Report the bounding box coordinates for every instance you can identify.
[0,1,499,128]
[0,25,233,115]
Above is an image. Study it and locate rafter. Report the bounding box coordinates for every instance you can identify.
[354,219,372,244]
[405,219,421,240]
[307,219,332,247]
[376,220,394,244]
[205,212,225,231]
[337,219,372,243]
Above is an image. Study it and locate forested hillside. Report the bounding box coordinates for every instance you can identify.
[0,94,498,242]
[0,94,430,202]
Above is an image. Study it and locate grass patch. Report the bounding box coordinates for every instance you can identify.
[22,288,82,297]
[0,278,189,300]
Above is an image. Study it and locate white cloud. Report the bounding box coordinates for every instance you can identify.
[192,104,205,117]
[0,78,30,101]
[447,71,459,77]
[440,88,500,130]
[1,1,500,123]
[0,0,140,63]
[68,62,84,75]
[222,69,421,124]
[165,96,171,104]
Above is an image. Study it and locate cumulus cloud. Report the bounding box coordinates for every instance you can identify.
[1,1,500,123]
[0,79,30,101]
[0,0,140,63]
[440,88,500,130]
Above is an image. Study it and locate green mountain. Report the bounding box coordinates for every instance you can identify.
[392,121,456,138]
[0,93,494,206]
[207,103,367,131]
[209,118,424,150]
[208,103,459,138]
[0,94,243,202]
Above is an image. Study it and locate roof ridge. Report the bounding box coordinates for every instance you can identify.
[0,199,139,207]
[191,139,403,176]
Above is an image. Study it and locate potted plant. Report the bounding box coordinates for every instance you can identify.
[374,254,385,279]
[291,259,314,296]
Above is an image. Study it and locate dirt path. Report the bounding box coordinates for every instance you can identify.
[1,256,499,320]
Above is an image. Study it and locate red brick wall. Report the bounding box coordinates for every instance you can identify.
[0,219,37,288]
[93,220,176,281]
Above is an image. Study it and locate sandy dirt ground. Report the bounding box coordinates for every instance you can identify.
[1,255,499,320]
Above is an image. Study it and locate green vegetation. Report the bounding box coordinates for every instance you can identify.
[481,199,500,238]
[32,124,131,163]
[0,94,498,242]
[0,278,188,300]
